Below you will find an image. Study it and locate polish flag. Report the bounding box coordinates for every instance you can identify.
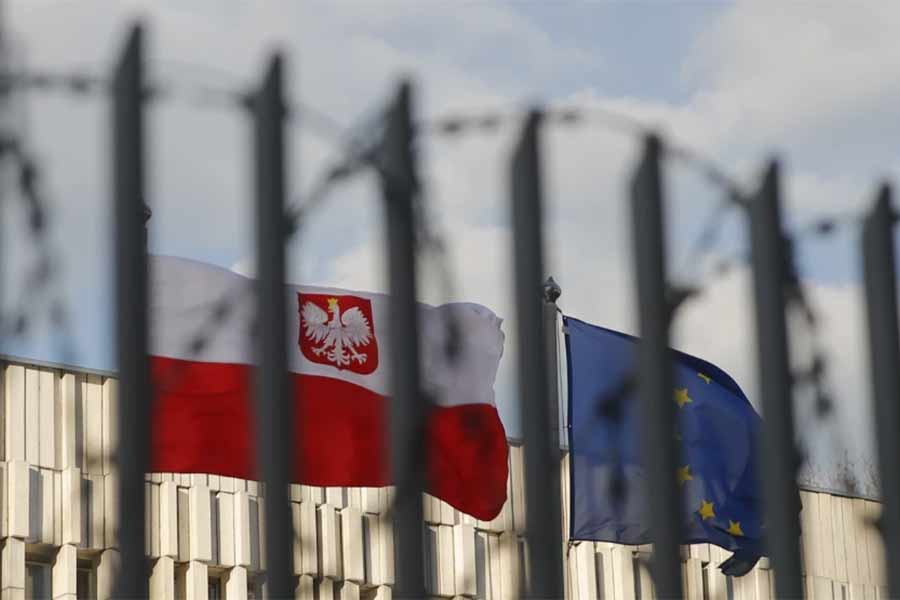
[149,255,509,520]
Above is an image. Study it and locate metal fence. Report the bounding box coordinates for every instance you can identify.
[7,19,900,600]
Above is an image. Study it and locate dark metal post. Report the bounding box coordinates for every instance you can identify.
[380,81,426,598]
[748,161,803,598]
[629,134,683,599]
[862,184,900,596]
[253,54,294,600]
[511,111,563,600]
[112,23,149,599]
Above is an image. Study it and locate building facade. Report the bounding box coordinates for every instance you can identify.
[0,360,888,599]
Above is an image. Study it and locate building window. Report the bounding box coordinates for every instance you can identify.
[208,576,223,600]
[25,562,51,600]
[595,550,606,600]
[362,515,373,583]
[247,575,263,600]
[474,531,489,600]
[518,537,529,596]
[360,588,381,600]
[77,565,96,600]
[634,553,654,600]
[702,563,710,600]
[423,525,438,594]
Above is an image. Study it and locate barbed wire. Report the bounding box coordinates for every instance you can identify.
[0,67,360,151]
[784,208,879,496]
[1,66,749,204]
[792,208,867,240]
[0,65,865,233]
[1,133,77,361]
[425,103,747,209]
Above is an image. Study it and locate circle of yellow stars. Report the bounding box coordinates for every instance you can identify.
[674,372,744,538]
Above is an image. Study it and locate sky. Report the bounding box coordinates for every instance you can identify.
[3,0,900,496]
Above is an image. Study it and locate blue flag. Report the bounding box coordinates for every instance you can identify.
[565,315,764,570]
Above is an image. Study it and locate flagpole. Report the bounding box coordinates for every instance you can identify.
[543,275,568,598]
[544,276,562,456]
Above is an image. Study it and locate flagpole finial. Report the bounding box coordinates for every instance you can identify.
[543,276,561,303]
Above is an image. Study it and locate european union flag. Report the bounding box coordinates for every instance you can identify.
[565,316,764,573]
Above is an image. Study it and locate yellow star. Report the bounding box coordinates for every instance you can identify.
[674,388,693,408]
[697,373,712,384]
[727,520,744,537]
[677,465,693,485]
[698,500,715,521]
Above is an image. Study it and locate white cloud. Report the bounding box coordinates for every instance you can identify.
[685,2,900,133]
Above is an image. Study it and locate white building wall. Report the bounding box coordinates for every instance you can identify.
[0,361,888,599]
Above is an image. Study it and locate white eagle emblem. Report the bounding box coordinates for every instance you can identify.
[301,297,373,368]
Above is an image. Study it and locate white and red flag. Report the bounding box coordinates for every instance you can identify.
[149,255,509,520]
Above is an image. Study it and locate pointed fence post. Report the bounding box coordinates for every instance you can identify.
[862,183,900,596]
[253,53,294,600]
[510,110,563,600]
[748,161,803,598]
[112,22,150,599]
[629,134,683,598]
[379,80,427,598]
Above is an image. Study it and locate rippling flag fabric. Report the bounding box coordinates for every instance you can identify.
[148,255,509,520]
[565,315,764,568]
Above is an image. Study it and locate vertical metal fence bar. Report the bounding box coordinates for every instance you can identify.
[380,80,427,598]
[629,134,683,599]
[112,23,149,599]
[511,110,563,600]
[253,53,294,600]
[748,161,803,598]
[862,184,900,597]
